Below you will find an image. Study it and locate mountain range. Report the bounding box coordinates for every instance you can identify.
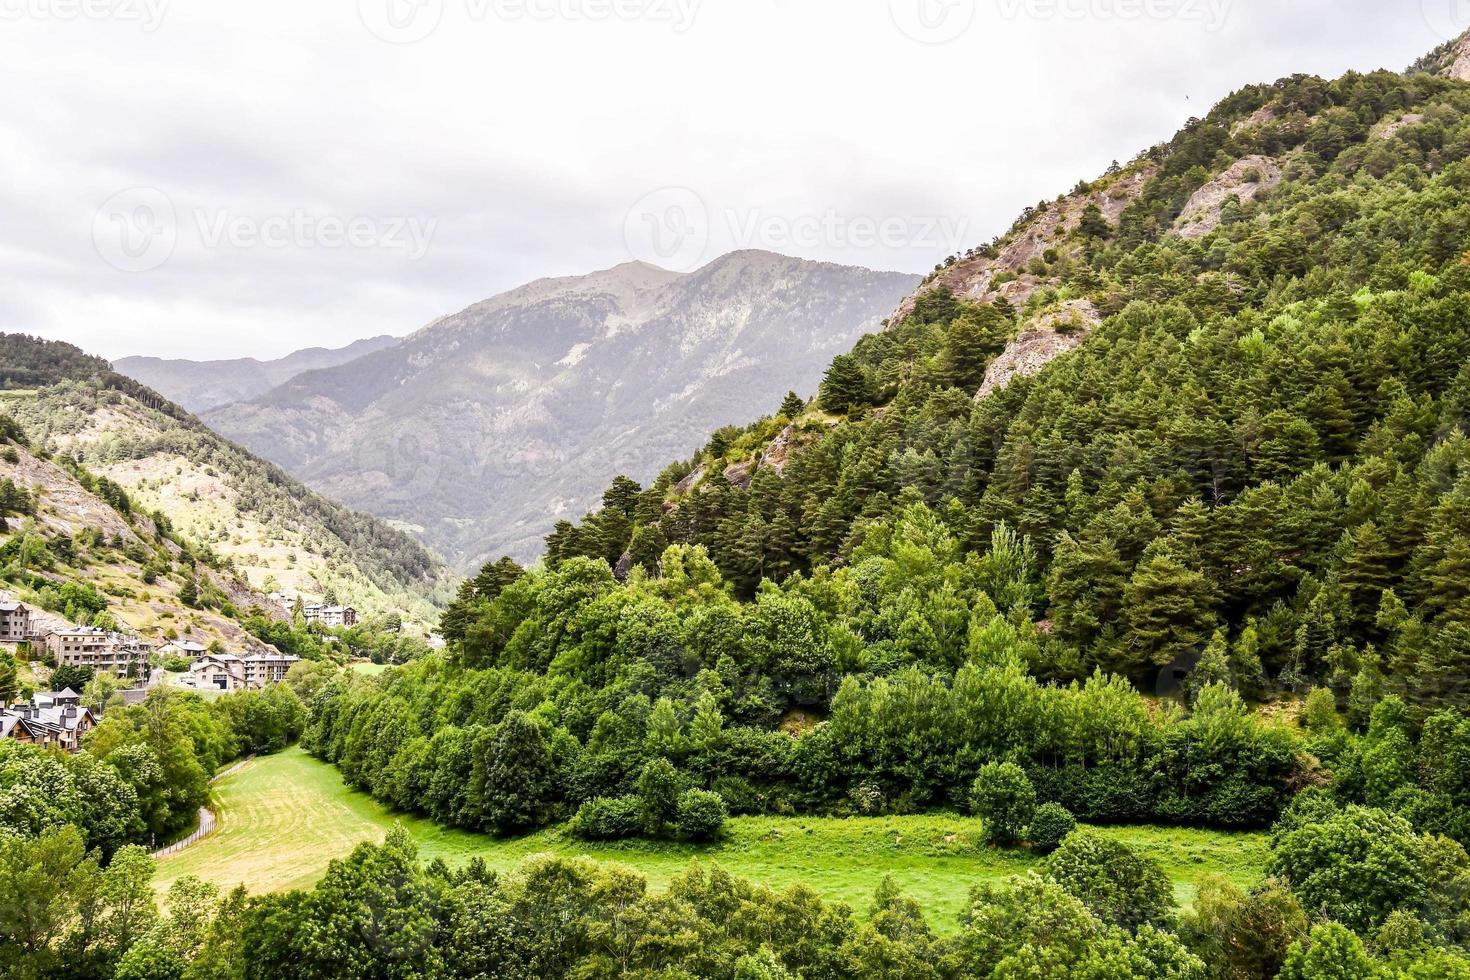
[189,251,918,567]
[114,335,401,414]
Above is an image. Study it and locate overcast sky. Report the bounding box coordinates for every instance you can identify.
[1,1,1460,361]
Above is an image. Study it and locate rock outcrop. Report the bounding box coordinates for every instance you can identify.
[1174,155,1282,240]
[888,164,1156,325]
[976,299,1099,401]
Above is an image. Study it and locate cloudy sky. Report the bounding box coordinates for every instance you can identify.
[1,1,1461,360]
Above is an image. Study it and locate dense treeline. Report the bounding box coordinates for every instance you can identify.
[541,70,1470,720]
[9,811,1470,979]
[309,526,1305,830]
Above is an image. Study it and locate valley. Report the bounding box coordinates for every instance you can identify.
[9,14,1470,980]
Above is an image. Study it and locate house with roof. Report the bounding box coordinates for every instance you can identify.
[303,603,357,628]
[0,598,30,644]
[43,627,148,677]
[1,688,96,752]
[156,639,208,660]
[184,651,300,692]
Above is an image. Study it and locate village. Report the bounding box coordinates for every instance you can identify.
[0,590,356,753]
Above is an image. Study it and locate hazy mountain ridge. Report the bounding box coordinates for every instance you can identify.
[114,335,401,413]
[205,250,920,567]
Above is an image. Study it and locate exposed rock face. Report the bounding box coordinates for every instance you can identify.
[759,425,796,475]
[1440,33,1470,81]
[1372,113,1425,141]
[976,299,1099,401]
[889,164,1155,324]
[723,461,755,490]
[1230,104,1279,136]
[206,251,919,567]
[1174,155,1283,240]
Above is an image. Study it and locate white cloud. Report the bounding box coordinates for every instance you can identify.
[0,0,1452,359]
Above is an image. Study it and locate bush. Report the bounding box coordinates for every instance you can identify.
[637,758,684,836]
[1028,803,1076,854]
[711,775,762,815]
[569,796,642,840]
[677,789,728,841]
[1044,830,1174,931]
[972,762,1036,847]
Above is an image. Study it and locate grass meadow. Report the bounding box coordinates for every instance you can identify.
[153,746,1269,931]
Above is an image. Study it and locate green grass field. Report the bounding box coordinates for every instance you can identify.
[153,747,1269,930]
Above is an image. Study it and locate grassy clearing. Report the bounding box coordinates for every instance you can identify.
[153,747,1269,931]
[348,661,390,676]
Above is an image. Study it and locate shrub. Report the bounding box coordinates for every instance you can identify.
[1027,803,1076,854]
[972,762,1036,847]
[711,775,762,815]
[677,789,728,841]
[637,758,684,836]
[569,796,642,841]
[1044,830,1174,931]
[1267,806,1427,934]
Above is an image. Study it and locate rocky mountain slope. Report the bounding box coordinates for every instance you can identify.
[115,335,400,414]
[0,417,285,651]
[204,251,919,567]
[0,334,450,625]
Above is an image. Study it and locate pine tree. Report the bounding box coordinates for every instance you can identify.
[778,391,804,418]
[818,354,873,413]
[1077,202,1110,239]
[937,311,1006,392]
[1123,551,1216,677]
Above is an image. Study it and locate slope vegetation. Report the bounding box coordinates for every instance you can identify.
[1,334,449,623]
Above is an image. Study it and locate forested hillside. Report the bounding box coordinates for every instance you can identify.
[0,334,450,622]
[296,51,1470,978]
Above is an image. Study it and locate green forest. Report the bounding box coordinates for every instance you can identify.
[10,44,1470,980]
[277,66,1470,976]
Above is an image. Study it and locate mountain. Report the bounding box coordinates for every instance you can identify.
[0,425,284,651]
[0,333,450,625]
[294,38,1470,980]
[203,250,919,567]
[538,37,1470,710]
[113,335,401,414]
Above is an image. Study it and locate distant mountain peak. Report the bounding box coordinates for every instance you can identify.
[205,252,920,567]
